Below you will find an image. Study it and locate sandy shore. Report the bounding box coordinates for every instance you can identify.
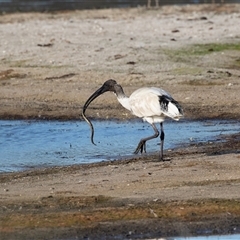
[0,4,240,239]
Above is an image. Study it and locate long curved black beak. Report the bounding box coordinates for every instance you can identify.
[82,86,108,145]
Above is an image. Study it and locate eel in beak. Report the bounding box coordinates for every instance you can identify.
[82,79,117,145]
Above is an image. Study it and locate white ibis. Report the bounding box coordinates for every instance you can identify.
[82,79,183,161]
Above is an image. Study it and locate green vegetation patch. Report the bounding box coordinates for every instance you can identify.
[191,42,240,55]
[162,42,240,62]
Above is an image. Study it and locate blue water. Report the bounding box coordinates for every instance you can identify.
[170,234,240,239]
[0,119,239,172]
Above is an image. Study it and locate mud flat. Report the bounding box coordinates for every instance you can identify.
[0,4,240,239]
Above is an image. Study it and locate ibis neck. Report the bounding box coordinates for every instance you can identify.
[117,96,131,111]
[113,84,131,111]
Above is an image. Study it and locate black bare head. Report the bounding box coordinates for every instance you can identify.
[101,79,118,93]
[82,79,118,145]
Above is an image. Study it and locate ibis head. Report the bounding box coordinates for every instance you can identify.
[83,79,118,112]
[82,79,119,145]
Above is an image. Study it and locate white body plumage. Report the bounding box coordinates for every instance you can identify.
[117,87,183,124]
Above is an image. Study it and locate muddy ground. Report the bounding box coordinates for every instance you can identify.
[0,4,240,240]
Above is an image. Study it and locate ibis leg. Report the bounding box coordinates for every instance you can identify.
[134,123,159,154]
[159,122,165,160]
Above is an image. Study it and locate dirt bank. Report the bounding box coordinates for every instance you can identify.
[0,4,240,120]
[0,4,240,239]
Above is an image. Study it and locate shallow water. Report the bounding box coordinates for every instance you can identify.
[0,119,239,172]
[170,233,240,239]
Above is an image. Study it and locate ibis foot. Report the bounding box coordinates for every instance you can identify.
[134,141,146,154]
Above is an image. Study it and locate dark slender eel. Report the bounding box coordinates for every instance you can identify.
[82,86,107,145]
[82,108,96,145]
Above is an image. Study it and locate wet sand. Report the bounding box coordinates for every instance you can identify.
[0,4,240,239]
